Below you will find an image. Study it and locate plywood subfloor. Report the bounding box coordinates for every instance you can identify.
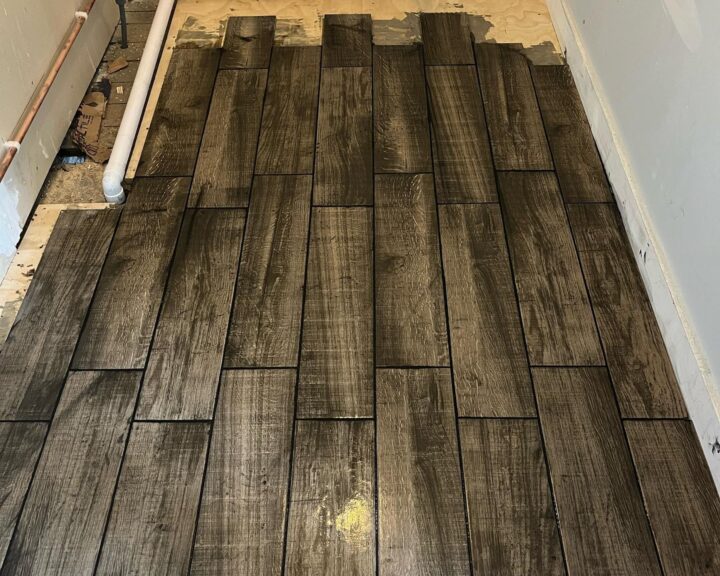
[0,12,716,575]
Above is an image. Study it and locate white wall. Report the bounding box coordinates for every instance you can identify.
[547,0,720,481]
[0,0,117,278]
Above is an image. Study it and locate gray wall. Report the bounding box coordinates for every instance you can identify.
[559,0,719,399]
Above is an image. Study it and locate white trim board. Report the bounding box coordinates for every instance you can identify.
[546,0,720,486]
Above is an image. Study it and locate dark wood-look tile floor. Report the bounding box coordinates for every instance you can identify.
[0,12,717,576]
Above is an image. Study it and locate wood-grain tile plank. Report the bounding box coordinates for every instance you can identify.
[298,208,373,418]
[377,368,471,575]
[533,367,662,576]
[190,69,267,208]
[375,174,449,367]
[439,204,534,416]
[531,65,612,202]
[0,371,139,576]
[373,45,432,174]
[0,423,46,567]
[190,370,295,576]
[567,204,686,418]
[285,420,375,575]
[625,420,720,575]
[255,47,321,174]
[499,172,603,366]
[95,423,209,576]
[224,176,311,368]
[460,419,564,575]
[322,14,372,68]
[314,67,373,206]
[137,209,245,420]
[74,178,188,369]
[475,43,553,170]
[220,16,275,69]
[420,13,474,65]
[136,49,220,177]
[426,66,497,202]
[0,210,118,420]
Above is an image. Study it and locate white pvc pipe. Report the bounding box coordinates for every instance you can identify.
[102,0,175,203]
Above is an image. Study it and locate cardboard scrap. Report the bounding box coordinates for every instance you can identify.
[71,91,111,163]
[108,56,129,74]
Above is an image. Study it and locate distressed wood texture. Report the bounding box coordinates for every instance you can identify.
[567,204,685,417]
[531,65,612,202]
[298,208,373,418]
[322,14,372,68]
[285,420,375,575]
[475,43,553,170]
[315,67,373,206]
[96,423,209,576]
[499,172,603,366]
[190,69,267,208]
[190,370,295,576]
[420,13,474,65]
[0,209,118,420]
[256,47,321,174]
[533,367,662,576]
[220,16,275,69]
[74,178,188,369]
[439,204,534,416]
[460,420,564,575]
[0,371,139,576]
[224,176,311,368]
[0,423,46,567]
[377,368,471,575]
[138,209,245,420]
[426,66,497,202]
[626,420,720,576]
[373,45,432,174]
[375,174,449,367]
[136,49,220,177]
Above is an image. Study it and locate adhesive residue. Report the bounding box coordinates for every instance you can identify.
[333,496,372,545]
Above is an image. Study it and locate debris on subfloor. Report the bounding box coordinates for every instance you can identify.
[71,91,110,163]
[108,56,129,74]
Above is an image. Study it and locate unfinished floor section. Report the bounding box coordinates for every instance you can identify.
[1,13,719,576]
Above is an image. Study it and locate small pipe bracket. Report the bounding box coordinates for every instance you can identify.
[3,141,21,152]
[75,11,89,20]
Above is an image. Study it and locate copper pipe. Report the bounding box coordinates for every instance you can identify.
[0,0,98,182]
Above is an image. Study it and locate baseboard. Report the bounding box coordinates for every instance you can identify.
[546,0,720,486]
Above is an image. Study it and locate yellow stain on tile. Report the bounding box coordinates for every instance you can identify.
[334,495,372,546]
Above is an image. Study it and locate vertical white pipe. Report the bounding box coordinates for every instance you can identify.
[102,0,175,203]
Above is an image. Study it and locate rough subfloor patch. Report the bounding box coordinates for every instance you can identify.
[39,162,107,205]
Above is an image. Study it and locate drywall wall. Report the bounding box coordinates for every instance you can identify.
[0,0,117,279]
[546,0,720,483]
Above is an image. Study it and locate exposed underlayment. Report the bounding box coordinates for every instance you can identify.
[126,0,561,179]
[172,0,561,52]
